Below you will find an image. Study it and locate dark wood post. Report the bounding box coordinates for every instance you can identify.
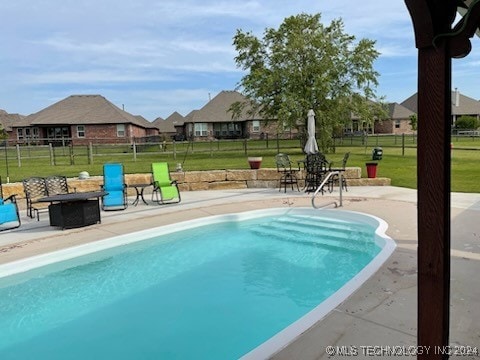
[405,1,480,358]
[416,41,452,357]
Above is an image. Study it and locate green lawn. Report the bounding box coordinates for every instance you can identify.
[1,139,479,193]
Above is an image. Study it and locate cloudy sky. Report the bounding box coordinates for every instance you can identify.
[1,1,479,120]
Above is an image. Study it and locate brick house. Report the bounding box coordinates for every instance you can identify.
[183,90,298,140]
[153,111,186,140]
[401,89,480,128]
[0,110,25,140]
[374,103,416,134]
[10,95,158,145]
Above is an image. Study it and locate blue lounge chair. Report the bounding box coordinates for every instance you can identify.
[0,176,21,231]
[101,163,128,210]
[151,162,181,204]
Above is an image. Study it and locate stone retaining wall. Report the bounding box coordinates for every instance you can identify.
[2,167,391,205]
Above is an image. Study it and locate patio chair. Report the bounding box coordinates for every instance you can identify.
[22,177,48,220]
[304,153,329,193]
[45,175,71,195]
[101,163,128,211]
[275,153,300,192]
[0,176,21,231]
[328,152,350,192]
[151,162,181,204]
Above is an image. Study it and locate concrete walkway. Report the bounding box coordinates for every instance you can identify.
[1,186,479,359]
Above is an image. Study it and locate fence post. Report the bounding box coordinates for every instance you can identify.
[173,141,177,160]
[49,143,55,165]
[16,144,21,167]
[89,142,93,164]
[276,134,280,153]
[69,144,75,165]
[4,142,10,183]
[210,140,213,157]
[133,141,137,162]
[244,139,247,156]
[402,133,405,156]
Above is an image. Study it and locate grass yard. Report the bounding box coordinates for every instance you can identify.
[0,139,478,193]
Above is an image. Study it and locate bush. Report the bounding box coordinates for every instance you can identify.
[455,115,480,130]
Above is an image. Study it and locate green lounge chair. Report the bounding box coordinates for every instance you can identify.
[151,162,181,204]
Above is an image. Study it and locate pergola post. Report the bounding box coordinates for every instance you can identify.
[416,41,452,357]
[405,1,480,358]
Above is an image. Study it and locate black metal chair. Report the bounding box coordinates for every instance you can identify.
[328,152,350,192]
[45,175,71,196]
[22,177,48,220]
[304,153,329,193]
[275,153,300,192]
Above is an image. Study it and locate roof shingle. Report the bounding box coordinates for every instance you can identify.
[21,95,156,129]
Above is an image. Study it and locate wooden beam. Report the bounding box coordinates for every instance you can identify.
[416,42,451,359]
[405,1,452,358]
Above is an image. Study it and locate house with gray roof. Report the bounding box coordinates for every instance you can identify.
[0,110,25,137]
[401,89,480,128]
[153,112,186,140]
[10,95,158,145]
[374,103,416,134]
[182,90,297,140]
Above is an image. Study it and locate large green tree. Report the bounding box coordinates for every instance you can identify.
[233,13,386,151]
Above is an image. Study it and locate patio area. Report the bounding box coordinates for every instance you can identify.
[0,186,479,359]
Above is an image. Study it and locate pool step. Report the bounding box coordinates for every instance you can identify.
[278,214,372,234]
[261,215,373,241]
[250,218,377,254]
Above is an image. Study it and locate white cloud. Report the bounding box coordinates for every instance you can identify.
[0,0,479,119]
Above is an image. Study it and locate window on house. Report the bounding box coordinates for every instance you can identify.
[194,123,208,137]
[17,127,40,141]
[77,125,86,138]
[117,124,126,137]
[252,120,260,132]
[395,120,401,129]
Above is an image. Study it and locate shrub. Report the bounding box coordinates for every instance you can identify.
[455,115,479,130]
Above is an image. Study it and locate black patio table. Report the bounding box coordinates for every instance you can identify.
[38,191,107,229]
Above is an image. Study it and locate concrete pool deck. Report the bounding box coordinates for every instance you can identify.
[1,186,479,359]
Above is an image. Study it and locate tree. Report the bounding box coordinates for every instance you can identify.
[0,125,7,141]
[455,115,479,130]
[409,114,418,131]
[233,13,386,151]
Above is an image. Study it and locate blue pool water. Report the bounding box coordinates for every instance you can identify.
[0,208,392,359]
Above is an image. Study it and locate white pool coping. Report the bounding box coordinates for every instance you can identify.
[0,207,396,358]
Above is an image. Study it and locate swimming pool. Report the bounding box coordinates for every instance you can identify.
[0,208,395,359]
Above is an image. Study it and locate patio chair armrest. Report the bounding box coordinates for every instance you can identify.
[5,194,17,203]
[171,180,178,186]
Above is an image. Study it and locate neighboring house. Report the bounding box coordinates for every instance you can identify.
[375,103,416,134]
[0,110,25,141]
[153,112,186,140]
[183,90,297,140]
[10,95,158,145]
[401,89,480,128]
